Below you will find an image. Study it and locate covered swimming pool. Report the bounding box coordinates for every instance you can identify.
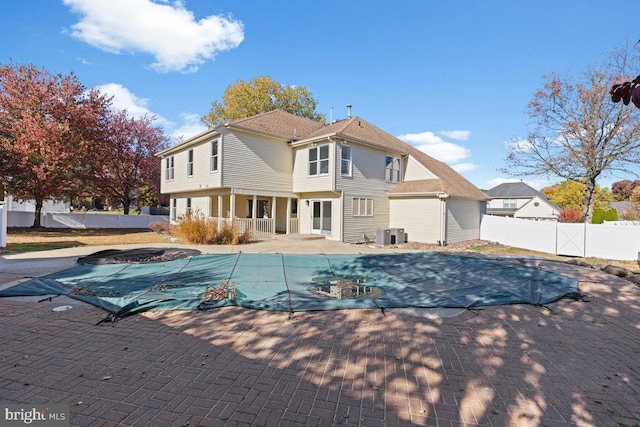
[0,251,580,321]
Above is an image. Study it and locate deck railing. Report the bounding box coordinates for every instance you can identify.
[232,218,274,235]
[289,218,299,234]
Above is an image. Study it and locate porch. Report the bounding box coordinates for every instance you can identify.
[209,191,299,236]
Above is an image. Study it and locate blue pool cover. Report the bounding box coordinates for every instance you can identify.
[0,252,580,319]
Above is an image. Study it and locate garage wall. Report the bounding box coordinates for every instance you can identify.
[446,199,483,243]
[389,197,442,243]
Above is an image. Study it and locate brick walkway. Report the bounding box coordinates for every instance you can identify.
[1,261,639,426]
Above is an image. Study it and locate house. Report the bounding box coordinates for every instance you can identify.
[485,182,560,220]
[156,109,489,244]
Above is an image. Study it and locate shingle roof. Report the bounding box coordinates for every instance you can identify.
[226,109,324,141]
[188,110,486,200]
[485,182,548,199]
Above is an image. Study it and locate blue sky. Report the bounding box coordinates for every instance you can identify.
[1,0,638,190]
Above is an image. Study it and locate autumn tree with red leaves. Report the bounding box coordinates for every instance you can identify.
[93,110,169,215]
[0,63,110,227]
[502,47,640,223]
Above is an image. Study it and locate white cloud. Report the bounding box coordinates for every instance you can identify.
[63,0,244,72]
[397,131,471,163]
[171,113,208,140]
[440,130,471,141]
[96,83,157,118]
[451,163,479,173]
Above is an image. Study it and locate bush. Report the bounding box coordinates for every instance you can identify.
[591,207,618,224]
[559,208,583,223]
[620,203,640,220]
[172,210,251,245]
[149,221,171,234]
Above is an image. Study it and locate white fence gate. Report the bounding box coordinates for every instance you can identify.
[480,215,640,261]
[556,223,585,257]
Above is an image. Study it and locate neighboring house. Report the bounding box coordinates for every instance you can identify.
[613,201,636,217]
[485,182,560,220]
[3,195,69,213]
[156,110,488,244]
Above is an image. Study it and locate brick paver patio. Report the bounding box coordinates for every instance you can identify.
[1,259,639,426]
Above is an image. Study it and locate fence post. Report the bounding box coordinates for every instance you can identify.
[0,205,6,248]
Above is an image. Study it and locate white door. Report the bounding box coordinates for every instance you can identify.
[311,200,332,235]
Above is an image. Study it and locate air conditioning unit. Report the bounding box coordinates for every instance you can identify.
[389,228,405,244]
[376,228,391,246]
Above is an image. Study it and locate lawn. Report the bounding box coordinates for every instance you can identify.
[4,228,167,253]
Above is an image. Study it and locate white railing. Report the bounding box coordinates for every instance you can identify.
[232,218,274,235]
[289,218,299,234]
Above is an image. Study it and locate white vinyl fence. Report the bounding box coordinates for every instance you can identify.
[480,215,640,261]
[7,211,169,229]
[0,205,7,248]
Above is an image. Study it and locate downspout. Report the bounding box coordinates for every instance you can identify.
[439,193,449,246]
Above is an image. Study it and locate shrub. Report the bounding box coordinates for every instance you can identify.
[559,208,583,223]
[620,203,640,220]
[172,210,251,245]
[149,221,171,234]
[591,207,618,224]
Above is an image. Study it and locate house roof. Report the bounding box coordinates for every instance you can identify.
[225,109,325,141]
[485,182,548,199]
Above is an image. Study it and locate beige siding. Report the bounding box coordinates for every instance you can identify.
[389,197,442,243]
[446,199,483,243]
[223,130,292,192]
[487,198,529,210]
[336,142,398,243]
[172,193,212,219]
[514,196,560,220]
[292,144,334,193]
[161,136,221,195]
[297,192,341,240]
[404,155,437,181]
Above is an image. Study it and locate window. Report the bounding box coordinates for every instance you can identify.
[341,144,352,176]
[210,139,219,172]
[353,197,374,217]
[187,149,194,177]
[503,199,517,209]
[165,156,174,181]
[308,144,330,176]
[385,155,401,183]
[186,198,192,215]
[171,198,177,221]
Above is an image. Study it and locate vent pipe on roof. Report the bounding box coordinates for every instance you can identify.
[347,104,352,118]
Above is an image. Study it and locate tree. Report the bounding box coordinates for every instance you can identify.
[201,76,325,127]
[611,179,640,201]
[0,63,110,227]
[502,47,640,223]
[541,180,613,211]
[92,111,169,215]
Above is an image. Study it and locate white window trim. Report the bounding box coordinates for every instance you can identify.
[186,198,192,215]
[308,144,330,177]
[385,155,402,183]
[165,156,175,181]
[187,149,194,177]
[353,197,374,217]
[210,139,219,173]
[341,144,352,177]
